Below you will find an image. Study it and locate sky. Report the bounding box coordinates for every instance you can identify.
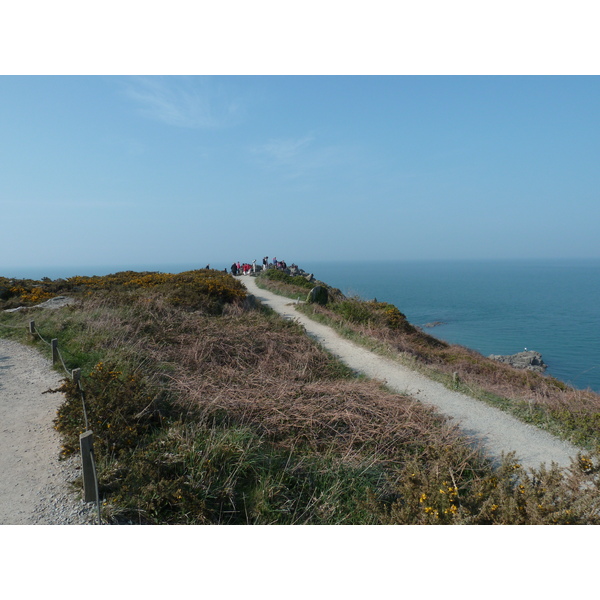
[2,74,600,275]
[2,1,600,277]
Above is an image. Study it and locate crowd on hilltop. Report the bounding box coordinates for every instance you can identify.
[230,256,297,276]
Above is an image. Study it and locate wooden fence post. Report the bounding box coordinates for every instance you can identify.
[72,368,81,385]
[453,372,459,389]
[51,339,58,365]
[80,431,98,503]
[29,320,35,336]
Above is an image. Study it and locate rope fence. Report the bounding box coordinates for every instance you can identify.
[0,318,102,524]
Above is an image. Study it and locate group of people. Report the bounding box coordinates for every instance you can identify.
[230,261,255,276]
[230,256,293,276]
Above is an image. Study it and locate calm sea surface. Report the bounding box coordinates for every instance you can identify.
[303,259,600,393]
[5,259,600,392]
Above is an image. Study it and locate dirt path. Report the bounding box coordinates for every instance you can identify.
[0,338,95,524]
[237,275,584,471]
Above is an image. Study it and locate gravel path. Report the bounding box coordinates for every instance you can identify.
[238,275,584,471]
[0,338,95,525]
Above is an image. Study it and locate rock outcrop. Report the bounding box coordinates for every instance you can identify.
[423,321,447,328]
[307,286,328,306]
[488,350,547,373]
[4,296,76,313]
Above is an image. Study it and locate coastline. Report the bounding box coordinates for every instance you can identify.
[300,259,600,393]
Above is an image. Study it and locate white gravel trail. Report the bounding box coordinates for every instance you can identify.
[238,275,584,471]
[0,337,95,524]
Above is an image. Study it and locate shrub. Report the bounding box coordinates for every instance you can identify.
[328,299,420,336]
[52,361,173,458]
[260,269,315,289]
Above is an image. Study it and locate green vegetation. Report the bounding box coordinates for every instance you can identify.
[2,268,600,524]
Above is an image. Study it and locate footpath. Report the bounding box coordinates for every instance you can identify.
[0,338,95,524]
[236,275,584,472]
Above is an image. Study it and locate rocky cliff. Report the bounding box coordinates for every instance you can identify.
[488,350,547,373]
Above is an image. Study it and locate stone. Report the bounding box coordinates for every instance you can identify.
[307,286,328,306]
[35,296,77,309]
[488,350,547,373]
[423,321,447,328]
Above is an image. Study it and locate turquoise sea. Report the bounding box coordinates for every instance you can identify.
[4,259,600,393]
[302,259,600,393]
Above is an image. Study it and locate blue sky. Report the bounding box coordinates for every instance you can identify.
[2,75,600,274]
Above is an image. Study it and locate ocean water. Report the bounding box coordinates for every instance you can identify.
[303,259,600,393]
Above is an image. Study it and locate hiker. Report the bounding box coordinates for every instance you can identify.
[231,263,238,276]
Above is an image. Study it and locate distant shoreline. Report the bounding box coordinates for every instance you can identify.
[4,258,600,393]
[5,257,600,282]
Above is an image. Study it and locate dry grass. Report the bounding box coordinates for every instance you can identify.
[148,306,467,461]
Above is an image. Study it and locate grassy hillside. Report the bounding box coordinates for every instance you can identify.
[2,268,600,524]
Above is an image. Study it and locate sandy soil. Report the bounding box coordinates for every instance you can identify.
[237,275,584,471]
[0,338,95,525]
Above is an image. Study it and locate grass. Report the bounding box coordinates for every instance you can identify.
[2,268,600,524]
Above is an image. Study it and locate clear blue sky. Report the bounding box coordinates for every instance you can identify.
[2,75,600,272]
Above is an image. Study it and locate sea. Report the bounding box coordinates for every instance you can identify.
[4,259,600,393]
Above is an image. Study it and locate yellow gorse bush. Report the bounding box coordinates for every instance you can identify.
[0,268,246,311]
[66,269,246,304]
[19,287,54,304]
